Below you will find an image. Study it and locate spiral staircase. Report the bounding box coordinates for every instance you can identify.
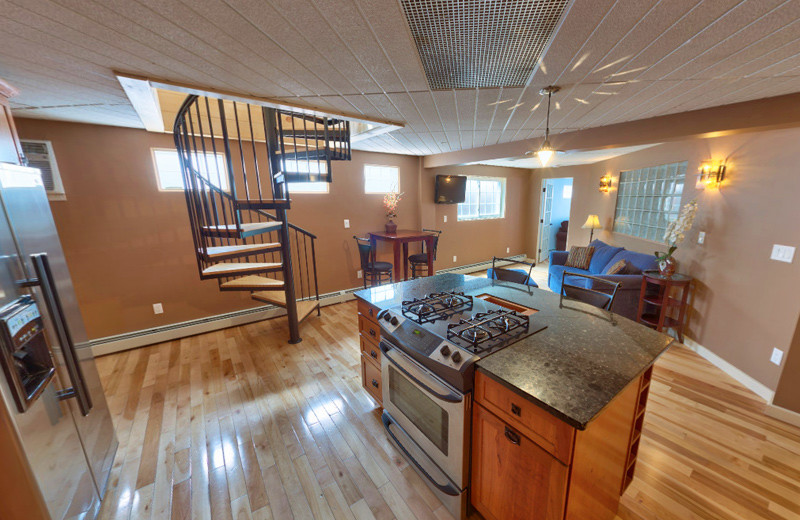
[173,95,351,343]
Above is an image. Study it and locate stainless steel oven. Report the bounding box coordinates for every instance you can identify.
[380,338,470,518]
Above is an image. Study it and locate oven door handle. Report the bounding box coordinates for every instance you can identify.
[380,341,462,404]
[381,411,460,497]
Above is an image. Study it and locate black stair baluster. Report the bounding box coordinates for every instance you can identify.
[202,97,235,246]
[191,99,226,250]
[232,101,251,207]
[186,110,219,254]
[247,104,264,203]
[175,115,205,279]
[311,238,320,314]
[217,99,242,234]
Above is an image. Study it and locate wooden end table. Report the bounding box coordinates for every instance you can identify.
[637,271,691,342]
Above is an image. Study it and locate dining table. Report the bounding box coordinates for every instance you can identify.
[368,229,438,282]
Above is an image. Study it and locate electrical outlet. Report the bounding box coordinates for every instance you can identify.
[771,244,795,263]
[357,270,362,279]
[453,255,457,263]
[771,348,784,366]
[344,219,350,229]
[153,303,163,315]
[444,215,448,223]
[697,231,706,244]
[506,247,510,254]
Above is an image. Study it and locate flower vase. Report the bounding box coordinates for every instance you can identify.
[658,256,677,277]
[385,219,397,234]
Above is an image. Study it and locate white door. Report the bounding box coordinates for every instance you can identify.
[538,180,554,263]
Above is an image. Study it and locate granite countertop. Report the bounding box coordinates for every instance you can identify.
[354,273,673,430]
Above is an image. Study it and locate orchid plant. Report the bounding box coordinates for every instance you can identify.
[656,198,698,263]
[383,190,404,219]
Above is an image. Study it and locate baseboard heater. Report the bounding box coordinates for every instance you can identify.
[88,255,529,357]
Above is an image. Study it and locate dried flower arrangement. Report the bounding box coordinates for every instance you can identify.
[383,190,404,219]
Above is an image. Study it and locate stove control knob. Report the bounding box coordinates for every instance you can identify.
[390,316,399,326]
[451,351,462,363]
[440,345,451,357]
[383,313,392,322]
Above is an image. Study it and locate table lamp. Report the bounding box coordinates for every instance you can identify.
[582,214,601,243]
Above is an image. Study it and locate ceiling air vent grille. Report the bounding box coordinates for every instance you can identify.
[400,0,569,90]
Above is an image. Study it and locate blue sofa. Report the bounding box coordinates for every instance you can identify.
[548,240,658,320]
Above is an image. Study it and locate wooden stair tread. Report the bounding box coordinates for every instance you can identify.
[251,290,287,306]
[296,301,319,322]
[219,275,284,290]
[201,221,282,237]
[202,262,282,277]
[202,243,281,259]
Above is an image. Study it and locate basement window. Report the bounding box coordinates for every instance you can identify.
[364,164,399,193]
[152,148,228,191]
[284,159,329,194]
[458,177,505,221]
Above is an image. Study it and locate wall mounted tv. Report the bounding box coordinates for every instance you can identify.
[435,175,467,204]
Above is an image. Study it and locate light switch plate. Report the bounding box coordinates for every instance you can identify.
[771,348,784,366]
[344,219,350,229]
[697,231,705,244]
[357,270,362,279]
[506,247,510,253]
[453,255,457,263]
[153,303,163,315]
[444,215,448,223]
[771,244,795,263]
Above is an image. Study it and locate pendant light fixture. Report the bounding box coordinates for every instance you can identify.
[536,86,561,167]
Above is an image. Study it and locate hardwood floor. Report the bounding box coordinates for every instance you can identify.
[94,301,800,520]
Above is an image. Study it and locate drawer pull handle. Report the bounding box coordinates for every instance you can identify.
[371,379,379,388]
[511,403,521,416]
[369,308,374,316]
[504,426,520,446]
[370,350,378,359]
[369,329,376,337]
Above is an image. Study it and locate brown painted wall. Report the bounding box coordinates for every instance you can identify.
[529,127,800,396]
[15,118,421,339]
[420,165,533,268]
[774,318,800,412]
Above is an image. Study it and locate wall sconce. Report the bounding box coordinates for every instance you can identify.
[599,174,613,193]
[697,160,726,189]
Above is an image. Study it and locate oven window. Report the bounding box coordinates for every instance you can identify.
[389,367,449,455]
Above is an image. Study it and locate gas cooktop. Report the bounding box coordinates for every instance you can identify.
[377,291,546,392]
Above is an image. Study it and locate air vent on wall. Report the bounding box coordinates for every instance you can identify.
[20,140,65,200]
[400,0,569,90]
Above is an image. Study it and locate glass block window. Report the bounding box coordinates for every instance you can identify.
[457,177,505,220]
[613,161,687,243]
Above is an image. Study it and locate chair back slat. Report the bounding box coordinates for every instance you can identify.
[559,271,621,311]
[490,257,535,286]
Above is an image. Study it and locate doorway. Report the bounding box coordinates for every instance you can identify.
[537,177,573,263]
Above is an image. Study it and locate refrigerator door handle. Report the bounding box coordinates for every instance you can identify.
[30,253,93,415]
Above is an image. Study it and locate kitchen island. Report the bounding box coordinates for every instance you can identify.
[354,273,673,520]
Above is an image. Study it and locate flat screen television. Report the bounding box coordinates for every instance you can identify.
[435,175,467,204]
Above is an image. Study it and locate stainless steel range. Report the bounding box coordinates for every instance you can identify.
[376,291,545,519]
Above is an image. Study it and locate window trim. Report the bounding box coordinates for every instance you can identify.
[457,176,506,221]
[151,148,228,193]
[363,163,400,194]
[286,181,330,194]
[20,139,66,201]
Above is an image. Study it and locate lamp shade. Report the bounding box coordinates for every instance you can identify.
[582,214,601,230]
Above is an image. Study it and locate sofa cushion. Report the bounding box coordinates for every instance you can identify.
[588,240,625,274]
[548,264,592,294]
[606,249,658,274]
[565,246,594,270]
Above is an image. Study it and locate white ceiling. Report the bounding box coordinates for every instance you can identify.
[473,144,661,169]
[2,0,800,157]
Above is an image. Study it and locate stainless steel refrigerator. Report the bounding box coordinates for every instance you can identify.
[0,163,117,519]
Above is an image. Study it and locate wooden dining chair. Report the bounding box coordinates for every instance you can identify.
[409,229,442,279]
[487,257,538,287]
[353,236,393,289]
[559,271,621,311]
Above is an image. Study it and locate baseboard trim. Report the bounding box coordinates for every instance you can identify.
[89,290,356,357]
[764,404,800,428]
[682,337,775,402]
[437,254,529,275]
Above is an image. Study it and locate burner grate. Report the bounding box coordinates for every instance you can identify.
[401,291,473,324]
[447,309,529,352]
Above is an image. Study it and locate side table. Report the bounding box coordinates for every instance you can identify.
[637,271,692,342]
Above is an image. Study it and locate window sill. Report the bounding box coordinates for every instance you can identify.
[457,215,505,222]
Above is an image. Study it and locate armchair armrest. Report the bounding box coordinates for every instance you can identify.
[549,250,569,266]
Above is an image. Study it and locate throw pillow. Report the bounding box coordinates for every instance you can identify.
[604,259,629,275]
[565,246,594,270]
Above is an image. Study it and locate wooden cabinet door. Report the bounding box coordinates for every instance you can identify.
[471,404,568,520]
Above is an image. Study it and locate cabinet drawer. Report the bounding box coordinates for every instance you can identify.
[358,314,381,343]
[471,403,568,520]
[358,300,380,323]
[361,356,382,405]
[475,371,574,464]
[360,334,382,366]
